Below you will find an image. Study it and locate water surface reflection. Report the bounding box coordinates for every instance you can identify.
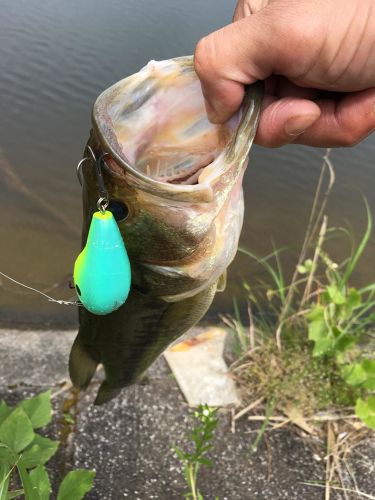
[0,0,373,327]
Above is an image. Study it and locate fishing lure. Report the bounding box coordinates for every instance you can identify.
[73,147,131,315]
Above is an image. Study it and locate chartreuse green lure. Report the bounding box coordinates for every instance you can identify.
[73,210,131,315]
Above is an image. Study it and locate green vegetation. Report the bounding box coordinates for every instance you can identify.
[227,152,375,430]
[0,390,95,500]
[172,404,218,500]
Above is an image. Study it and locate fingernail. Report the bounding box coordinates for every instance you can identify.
[285,114,319,136]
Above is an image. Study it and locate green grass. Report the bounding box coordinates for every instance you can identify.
[228,151,375,430]
[233,334,361,415]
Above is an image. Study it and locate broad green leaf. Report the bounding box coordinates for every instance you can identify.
[57,470,95,500]
[0,443,15,461]
[19,392,52,429]
[338,288,362,320]
[21,435,59,469]
[306,306,324,321]
[331,326,343,338]
[308,316,334,357]
[344,363,367,386]
[0,408,35,453]
[0,403,11,426]
[17,461,39,500]
[362,378,375,392]
[29,465,51,500]
[346,288,361,309]
[308,318,328,342]
[355,397,375,430]
[327,285,346,305]
[345,360,375,389]
[362,359,375,376]
[333,334,355,353]
[6,489,24,499]
[312,337,333,357]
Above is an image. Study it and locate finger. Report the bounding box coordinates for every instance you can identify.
[194,15,281,123]
[293,87,375,147]
[255,96,321,147]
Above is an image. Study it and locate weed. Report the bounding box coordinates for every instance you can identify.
[227,150,374,431]
[172,404,218,500]
[0,390,95,499]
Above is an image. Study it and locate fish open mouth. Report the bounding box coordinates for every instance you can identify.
[100,59,241,186]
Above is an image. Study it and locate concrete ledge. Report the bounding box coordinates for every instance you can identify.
[0,329,75,386]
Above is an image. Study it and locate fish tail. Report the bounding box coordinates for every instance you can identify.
[69,336,98,389]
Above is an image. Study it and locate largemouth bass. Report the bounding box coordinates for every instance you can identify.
[69,56,262,404]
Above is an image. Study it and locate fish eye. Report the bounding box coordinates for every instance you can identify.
[107,200,129,222]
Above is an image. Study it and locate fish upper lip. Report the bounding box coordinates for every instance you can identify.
[90,57,214,196]
[91,56,263,201]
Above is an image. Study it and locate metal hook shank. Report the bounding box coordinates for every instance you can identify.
[76,145,110,210]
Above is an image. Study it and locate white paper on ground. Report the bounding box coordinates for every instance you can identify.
[163,327,240,407]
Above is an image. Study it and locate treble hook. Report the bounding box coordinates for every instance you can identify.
[76,157,87,186]
[76,145,110,212]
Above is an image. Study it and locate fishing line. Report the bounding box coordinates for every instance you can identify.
[1,147,129,314]
[0,271,82,307]
[1,148,112,310]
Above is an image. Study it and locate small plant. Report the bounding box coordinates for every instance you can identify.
[0,390,95,499]
[172,404,218,500]
[227,151,374,431]
[302,204,375,428]
[232,219,375,429]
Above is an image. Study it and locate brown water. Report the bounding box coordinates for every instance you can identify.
[0,0,374,328]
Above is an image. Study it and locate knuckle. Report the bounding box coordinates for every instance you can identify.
[267,8,325,76]
[194,34,220,80]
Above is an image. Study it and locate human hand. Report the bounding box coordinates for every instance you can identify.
[194,0,375,147]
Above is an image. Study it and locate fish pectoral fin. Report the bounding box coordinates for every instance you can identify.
[137,373,150,385]
[94,381,122,405]
[94,372,148,405]
[216,271,227,292]
[69,336,98,389]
